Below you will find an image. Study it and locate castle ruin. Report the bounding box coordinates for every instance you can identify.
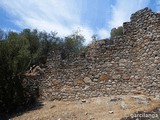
[39,8,160,100]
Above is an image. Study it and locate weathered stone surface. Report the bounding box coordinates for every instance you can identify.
[83,77,92,84]
[92,79,99,82]
[131,96,151,105]
[99,74,109,81]
[52,79,61,85]
[112,75,121,80]
[122,74,130,80]
[74,79,84,85]
[38,7,160,101]
[108,97,124,103]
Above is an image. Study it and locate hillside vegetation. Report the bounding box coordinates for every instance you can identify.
[0,29,85,114]
[0,25,122,115]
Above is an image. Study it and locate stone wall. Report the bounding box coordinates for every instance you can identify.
[39,8,160,100]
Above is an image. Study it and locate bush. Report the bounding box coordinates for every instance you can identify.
[0,29,54,114]
[110,26,123,39]
[0,29,86,114]
[61,32,85,59]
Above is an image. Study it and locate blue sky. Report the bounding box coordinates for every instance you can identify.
[0,0,160,44]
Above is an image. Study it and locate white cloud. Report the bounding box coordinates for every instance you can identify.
[97,28,110,39]
[72,25,94,45]
[109,0,150,29]
[0,0,79,34]
[0,0,115,43]
[0,0,94,43]
[80,27,94,45]
[2,28,19,33]
[0,0,152,43]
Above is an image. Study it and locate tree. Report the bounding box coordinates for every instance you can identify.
[0,29,58,114]
[61,31,85,59]
[0,28,86,114]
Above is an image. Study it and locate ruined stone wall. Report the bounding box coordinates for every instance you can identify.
[40,8,160,100]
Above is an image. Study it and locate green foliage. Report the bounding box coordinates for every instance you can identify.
[0,29,55,113]
[0,40,26,113]
[61,32,85,59]
[37,31,60,63]
[0,28,86,114]
[110,26,123,39]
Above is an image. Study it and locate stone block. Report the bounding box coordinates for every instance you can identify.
[99,74,109,81]
[83,77,92,84]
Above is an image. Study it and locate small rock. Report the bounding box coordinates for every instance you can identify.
[83,85,90,90]
[109,110,114,114]
[95,74,99,79]
[61,111,69,117]
[85,112,88,115]
[112,75,121,80]
[155,95,160,99]
[82,99,86,103]
[83,77,92,84]
[50,105,56,109]
[108,97,124,103]
[120,101,128,110]
[93,79,98,82]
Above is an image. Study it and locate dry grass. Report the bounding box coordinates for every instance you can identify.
[11,95,160,120]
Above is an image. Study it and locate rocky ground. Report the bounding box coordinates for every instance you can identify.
[10,95,160,120]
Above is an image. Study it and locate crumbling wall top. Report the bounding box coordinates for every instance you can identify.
[123,7,160,36]
[130,7,152,21]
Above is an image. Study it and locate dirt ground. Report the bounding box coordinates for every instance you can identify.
[11,95,160,120]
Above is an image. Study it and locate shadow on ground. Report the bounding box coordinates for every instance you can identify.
[121,106,160,120]
[0,101,44,120]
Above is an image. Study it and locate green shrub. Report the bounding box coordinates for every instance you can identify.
[110,26,123,39]
[0,29,53,113]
